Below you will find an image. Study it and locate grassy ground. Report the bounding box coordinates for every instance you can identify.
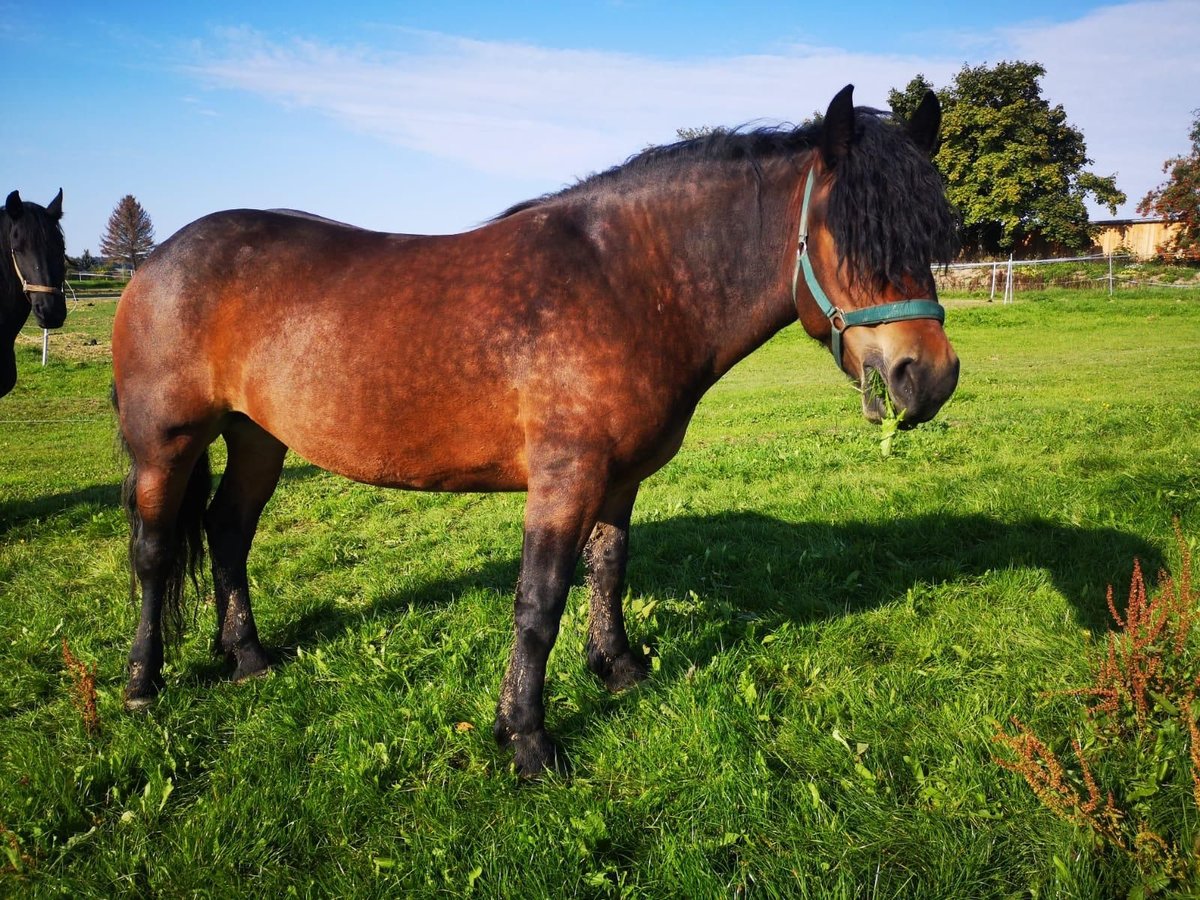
[1,291,1198,897]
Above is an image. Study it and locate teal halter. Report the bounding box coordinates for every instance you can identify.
[791,167,945,370]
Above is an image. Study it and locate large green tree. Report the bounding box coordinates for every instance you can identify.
[1137,110,1200,259]
[890,62,1125,257]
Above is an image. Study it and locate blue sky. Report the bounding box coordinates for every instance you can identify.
[5,1,1198,256]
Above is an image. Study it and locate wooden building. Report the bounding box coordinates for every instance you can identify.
[1091,218,1181,259]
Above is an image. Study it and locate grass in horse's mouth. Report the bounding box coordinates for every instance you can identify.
[861,367,905,457]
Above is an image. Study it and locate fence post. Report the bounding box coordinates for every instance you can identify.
[1108,253,1114,296]
[990,262,997,302]
[1005,255,1014,304]
[41,329,49,366]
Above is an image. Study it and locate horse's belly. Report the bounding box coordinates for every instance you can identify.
[267,412,528,492]
[237,357,529,491]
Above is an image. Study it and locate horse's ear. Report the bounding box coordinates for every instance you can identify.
[907,90,941,157]
[47,188,63,220]
[820,84,856,169]
[5,191,23,220]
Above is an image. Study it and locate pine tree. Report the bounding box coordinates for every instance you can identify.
[100,195,155,272]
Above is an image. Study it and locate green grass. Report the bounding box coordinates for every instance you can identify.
[2,292,1199,897]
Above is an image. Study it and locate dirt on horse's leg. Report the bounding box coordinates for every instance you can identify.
[584,484,649,692]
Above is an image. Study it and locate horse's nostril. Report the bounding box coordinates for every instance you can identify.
[889,357,917,403]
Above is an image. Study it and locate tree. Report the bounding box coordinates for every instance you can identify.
[887,73,937,124]
[675,126,723,141]
[1137,110,1200,259]
[889,62,1125,257]
[100,195,155,272]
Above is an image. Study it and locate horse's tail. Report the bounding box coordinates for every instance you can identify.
[113,383,210,647]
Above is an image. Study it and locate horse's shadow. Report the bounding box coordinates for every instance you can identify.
[0,482,121,536]
[0,463,323,538]
[1,474,1161,692]
[253,510,1160,685]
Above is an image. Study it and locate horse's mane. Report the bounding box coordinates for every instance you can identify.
[493,122,820,220]
[497,108,959,293]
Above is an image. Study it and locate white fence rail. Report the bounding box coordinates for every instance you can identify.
[936,253,1199,302]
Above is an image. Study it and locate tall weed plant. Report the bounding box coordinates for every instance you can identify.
[995,523,1199,897]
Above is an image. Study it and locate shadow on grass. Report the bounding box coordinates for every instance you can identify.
[242,511,1159,677]
[0,463,324,538]
[6,474,1162,715]
[160,509,1157,770]
[0,482,120,536]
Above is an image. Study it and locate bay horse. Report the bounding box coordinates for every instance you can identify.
[1,189,66,397]
[112,86,960,777]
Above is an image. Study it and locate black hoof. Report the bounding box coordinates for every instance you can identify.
[232,661,272,684]
[494,718,565,779]
[228,644,273,683]
[588,646,650,693]
[513,731,564,779]
[124,662,164,710]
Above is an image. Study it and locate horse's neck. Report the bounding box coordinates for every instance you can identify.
[628,164,801,380]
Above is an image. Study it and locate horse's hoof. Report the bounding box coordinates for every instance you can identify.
[123,694,155,712]
[124,664,163,710]
[230,644,273,683]
[494,717,566,779]
[511,731,565,780]
[588,648,650,693]
[232,661,272,684]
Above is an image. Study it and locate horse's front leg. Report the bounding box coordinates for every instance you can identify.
[495,469,603,778]
[584,486,649,692]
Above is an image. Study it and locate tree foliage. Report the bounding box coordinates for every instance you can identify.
[100,195,155,271]
[890,62,1125,257]
[675,126,724,141]
[1137,110,1200,259]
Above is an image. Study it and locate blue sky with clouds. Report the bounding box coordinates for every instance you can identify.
[5,1,1198,255]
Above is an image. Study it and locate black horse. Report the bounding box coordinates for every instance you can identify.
[2,189,67,397]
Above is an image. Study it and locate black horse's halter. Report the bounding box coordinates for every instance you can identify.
[11,251,61,297]
[791,167,945,370]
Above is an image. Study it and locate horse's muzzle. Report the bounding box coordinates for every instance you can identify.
[32,292,67,329]
[862,351,959,427]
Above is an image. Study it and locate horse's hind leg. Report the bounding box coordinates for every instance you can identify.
[204,417,287,681]
[584,485,649,692]
[124,442,212,709]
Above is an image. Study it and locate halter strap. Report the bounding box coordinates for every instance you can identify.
[790,168,944,370]
[11,251,59,294]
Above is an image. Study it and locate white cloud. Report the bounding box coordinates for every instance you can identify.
[1002,0,1200,215]
[191,28,954,184]
[190,2,1198,218]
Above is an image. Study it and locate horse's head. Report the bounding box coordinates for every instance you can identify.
[4,189,67,330]
[794,86,959,428]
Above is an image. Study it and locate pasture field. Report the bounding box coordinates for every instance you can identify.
[2,291,1198,897]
